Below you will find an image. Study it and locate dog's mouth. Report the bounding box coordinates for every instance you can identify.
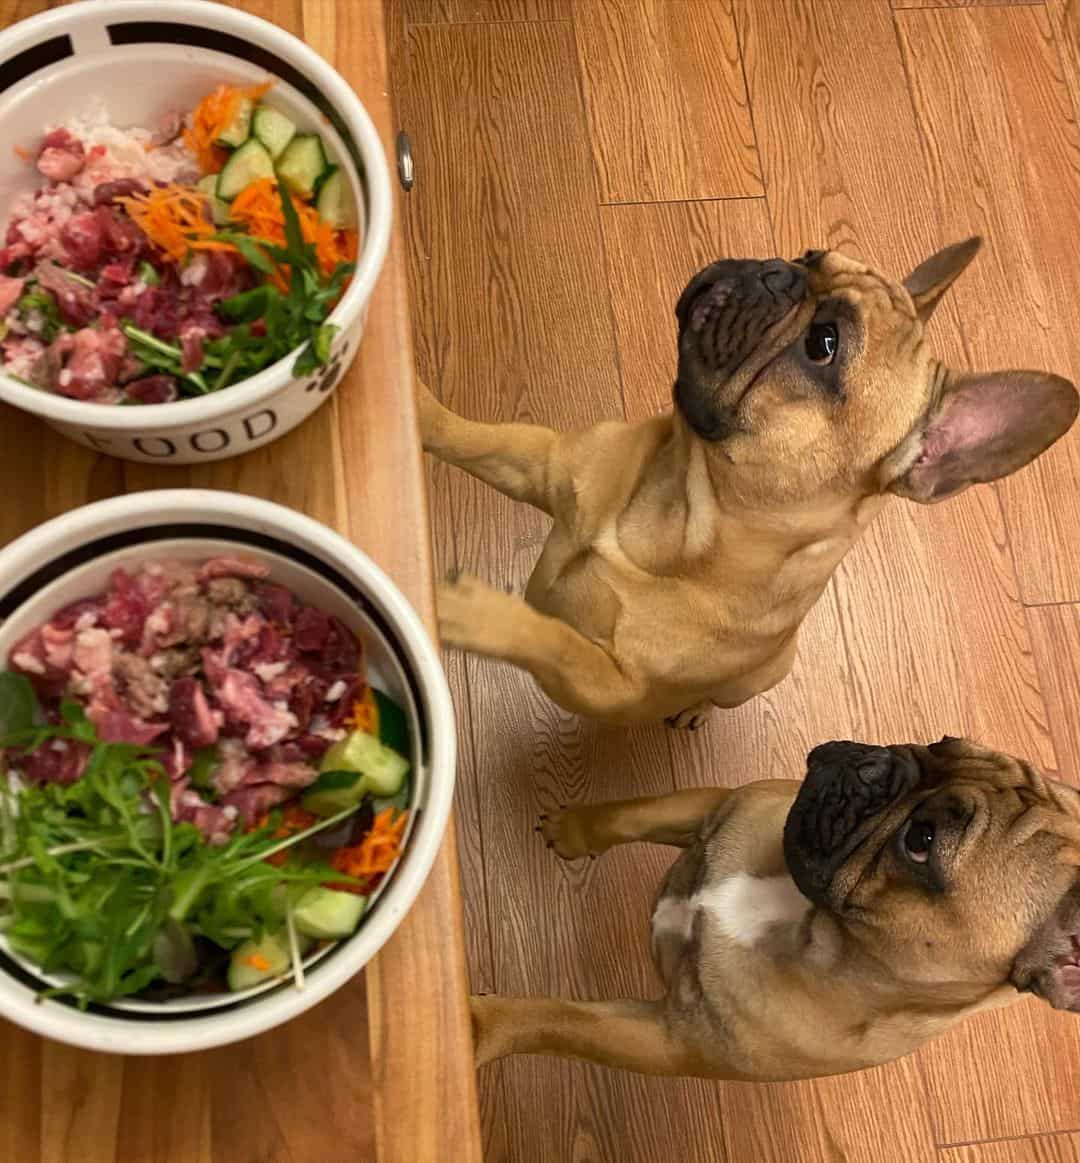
[1055,936,1080,975]
[674,354,774,441]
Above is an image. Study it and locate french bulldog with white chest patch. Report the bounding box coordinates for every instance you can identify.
[472,739,1080,1080]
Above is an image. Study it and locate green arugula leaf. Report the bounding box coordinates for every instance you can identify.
[188,746,219,792]
[277,179,307,267]
[292,343,320,378]
[207,233,276,275]
[58,699,95,741]
[201,181,355,395]
[219,285,279,324]
[0,673,38,736]
[16,288,61,342]
[0,717,364,1005]
[313,322,337,365]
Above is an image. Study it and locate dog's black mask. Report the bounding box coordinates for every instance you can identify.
[673,257,808,441]
[783,741,923,907]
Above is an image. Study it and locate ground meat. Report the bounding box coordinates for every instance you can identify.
[205,577,256,610]
[113,652,170,719]
[54,321,128,402]
[93,179,146,206]
[37,129,85,182]
[0,274,24,315]
[4,559,366,844]
[124,374,178,404]
[35,261,95,327]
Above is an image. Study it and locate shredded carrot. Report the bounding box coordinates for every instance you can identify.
[243,953,272,971]
[230,176,359,280]
[13,144,31,163]
[257,803,320,866]
[116,184,220,263]
[345,688,378,735]
[183,80,273,175]
[328,808,408,893]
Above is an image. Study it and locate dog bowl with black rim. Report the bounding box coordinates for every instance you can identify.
[0,490,455,1054]
[0,0,392,464]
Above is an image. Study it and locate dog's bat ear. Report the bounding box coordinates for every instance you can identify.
[1011,884,1080,1012]
[886,370,1079,504]
[903,237,981,323]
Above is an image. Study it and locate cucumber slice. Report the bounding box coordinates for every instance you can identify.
[215,96,254,148]
[302,732,410,816]
[324,729,409,794]
[293,887,367,940]
[252,105,296,159]
[195,176,230,226]
[227,930,288,991]
[315,167,357,231]
[301,768,364,817]
[277,133,328,201]
[216,139,274,200]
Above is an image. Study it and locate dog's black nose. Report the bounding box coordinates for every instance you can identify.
[675,258,807,376]
[785,742,922,905]
[806,742,899,800]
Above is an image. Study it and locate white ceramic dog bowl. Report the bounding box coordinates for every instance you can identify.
[0,0,392,464]
[0,490,455,1054]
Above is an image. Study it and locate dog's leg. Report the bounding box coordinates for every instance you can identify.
[538,788,734,859]
[418,381,565,514]
[438,575,646,719]
[472,995,697,1074]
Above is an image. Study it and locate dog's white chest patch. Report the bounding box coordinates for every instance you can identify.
[695,873,810,947]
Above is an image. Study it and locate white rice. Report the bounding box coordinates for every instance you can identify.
[53,99,199,193]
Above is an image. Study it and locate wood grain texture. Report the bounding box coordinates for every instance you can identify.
[572,0,761,203]
[708,0,1069,1154]
[0,1,482,1160]
[400,19,749,1162]
[404,0,568,22]
[599,198,774,420]
[394,0,1080,1156]
[942,1133,1080,1163]
[1048,0,1080,118]
[593,20,938,1158]
[896,0,1038,9]
[897,4,1080,605]
[1028,604,1080,777]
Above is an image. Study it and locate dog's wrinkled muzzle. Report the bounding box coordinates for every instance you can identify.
[674,258,807,441]
[783,742,922,907]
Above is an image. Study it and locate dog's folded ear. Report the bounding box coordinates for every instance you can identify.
[1011,885,1080,1012]
[886,371,1079,504]
[903,238,982,323]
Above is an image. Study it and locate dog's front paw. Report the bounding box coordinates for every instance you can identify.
[437,574,500,650]
[665,702,712,731]
[437,574,532,660]
[537,806,603,861]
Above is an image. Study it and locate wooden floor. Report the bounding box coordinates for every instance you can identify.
[390,1,1080,1160]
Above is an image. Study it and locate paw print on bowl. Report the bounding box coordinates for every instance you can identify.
[304,346,348,394]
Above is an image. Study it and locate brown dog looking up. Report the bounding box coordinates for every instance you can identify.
[421,242,1077,726]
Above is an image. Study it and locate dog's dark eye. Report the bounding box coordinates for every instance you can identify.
[805,322,839,366]
[902,819,935,864]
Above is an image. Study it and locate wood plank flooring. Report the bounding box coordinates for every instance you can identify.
[390,0,1080,1158]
